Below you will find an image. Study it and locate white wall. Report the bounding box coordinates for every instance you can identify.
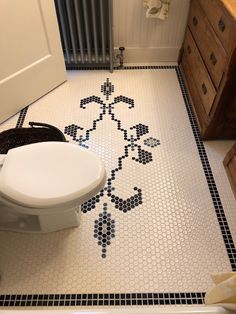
[113,0,190,63]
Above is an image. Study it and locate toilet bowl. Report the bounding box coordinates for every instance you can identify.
[0,141,106,233]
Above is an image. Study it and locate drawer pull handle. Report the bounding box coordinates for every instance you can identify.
[210,52,217,65]
[187,45,191,54]
[201,83,207,95]
[218,18,225,32]
[193,16,198,26]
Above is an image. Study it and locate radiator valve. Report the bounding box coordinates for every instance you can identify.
[116,47,125,68]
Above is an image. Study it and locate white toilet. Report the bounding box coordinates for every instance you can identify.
[0,141,106,233]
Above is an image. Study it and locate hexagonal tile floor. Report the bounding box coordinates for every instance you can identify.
[0,66,235,308]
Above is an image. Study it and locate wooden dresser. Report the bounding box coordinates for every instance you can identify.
[179,0,236,139]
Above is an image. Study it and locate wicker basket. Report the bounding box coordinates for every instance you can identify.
[0,122,66,154]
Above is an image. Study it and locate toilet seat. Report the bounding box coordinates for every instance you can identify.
[0,142,106,211]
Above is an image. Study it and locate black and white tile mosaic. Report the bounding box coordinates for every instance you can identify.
[0,66,235,307]
[64,78,159,219]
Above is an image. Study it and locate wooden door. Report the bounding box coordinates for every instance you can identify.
[0,0,67,123]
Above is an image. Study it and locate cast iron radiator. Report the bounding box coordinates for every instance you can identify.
[54,0,113,71]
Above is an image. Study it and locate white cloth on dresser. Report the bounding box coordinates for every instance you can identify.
[143,0,171,20]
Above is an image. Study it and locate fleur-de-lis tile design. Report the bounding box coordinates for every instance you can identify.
[64,79,160,257]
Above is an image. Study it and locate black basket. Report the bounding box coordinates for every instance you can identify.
[0,122,67,154]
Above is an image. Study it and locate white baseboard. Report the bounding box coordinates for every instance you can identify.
[114,47,180,64]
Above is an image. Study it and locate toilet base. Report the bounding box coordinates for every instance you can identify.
[38,208,80,233]
[0,205,81,233]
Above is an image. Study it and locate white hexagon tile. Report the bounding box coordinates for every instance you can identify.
[0,66,235,308]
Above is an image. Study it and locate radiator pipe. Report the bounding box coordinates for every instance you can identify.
[109,0,114,72]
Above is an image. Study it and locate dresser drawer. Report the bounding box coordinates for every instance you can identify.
[198,0,236,54]
[188,0,226,88]
[183,28,216,115]
[181,52,207,130]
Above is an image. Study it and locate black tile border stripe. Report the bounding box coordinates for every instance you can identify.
[15,106,28,128]
[2,65,234,307]
[67,65,176,70]
[176,66,236,271]
[0,292,205,307]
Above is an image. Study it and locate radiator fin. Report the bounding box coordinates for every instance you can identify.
[55,0,113,70]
